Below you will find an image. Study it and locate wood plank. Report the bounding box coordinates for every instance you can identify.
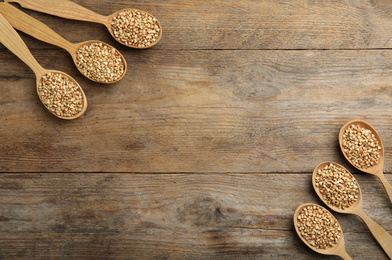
[3,0,392,50]
[0,173,391,259]
[2,49,392,173]
[2,0,392,259]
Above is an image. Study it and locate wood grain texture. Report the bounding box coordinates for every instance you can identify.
[0,173,391,259]
[3,49,392,172]
[3,0,392,50]
[2,0,392,259]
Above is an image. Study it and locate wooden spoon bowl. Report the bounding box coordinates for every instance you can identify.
[36,70,87,120]
[339,119,384,175]
[293,203,352,260]
[0,12,86,120]
[312,162,363,214]
[106,8,162,49]
[313,162,392,258]
[70,40,127,84]
[339,119,392,205]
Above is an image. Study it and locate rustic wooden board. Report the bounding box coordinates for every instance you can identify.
[2,0,392,259]
[4,0,392,50]
[0,173,391,259]
[2,49,392,173]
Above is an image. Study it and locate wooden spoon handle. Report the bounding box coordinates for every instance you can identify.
[0,3,75,53]
[4,0,107,24]
[339,251,353,260]
[379,173,392,206]
[0,13,45,77]
[357,209,392,258]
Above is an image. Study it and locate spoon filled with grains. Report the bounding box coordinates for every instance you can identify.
[0,3,127,84]
[0,13,86,120]
[293,203,352,260]
[5,0,162,49]
[313,162,392,258]
[339,119,392,206]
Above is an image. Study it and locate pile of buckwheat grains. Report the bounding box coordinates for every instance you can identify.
[38,72,84,118]
[111,9,160,48]
[76,42,125,83]
[342,124,382,169]
[315,163,359,210]
[297,205,342,249]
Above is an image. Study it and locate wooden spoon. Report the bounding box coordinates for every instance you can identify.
[0,12,86,120]
[4,0,162,49]
[339,119,392,206]
[313,162,392,258]
[0,2,127,84]
[293,203,352,259]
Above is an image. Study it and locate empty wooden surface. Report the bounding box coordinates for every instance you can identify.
[1,0,392,259]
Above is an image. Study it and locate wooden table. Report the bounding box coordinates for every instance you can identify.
[1,0,392,259]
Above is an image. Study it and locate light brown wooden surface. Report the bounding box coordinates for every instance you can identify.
[1,173,392,259]
[1,0,392,259]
